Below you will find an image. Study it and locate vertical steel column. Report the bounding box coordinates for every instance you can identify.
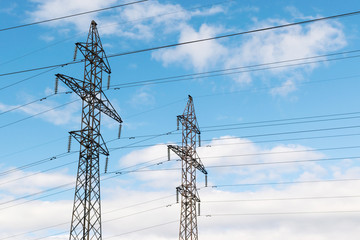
[56,20,122,240]
[168,95,207,240]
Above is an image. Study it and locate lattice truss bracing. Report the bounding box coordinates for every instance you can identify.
[168,95,207,240]
[56,20,122,240]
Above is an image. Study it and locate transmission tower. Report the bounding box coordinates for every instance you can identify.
[168,95,207,240]
[55,20,122,240]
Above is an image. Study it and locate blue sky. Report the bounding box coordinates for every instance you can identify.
[1,0,360,239]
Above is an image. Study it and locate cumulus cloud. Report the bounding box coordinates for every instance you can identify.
[1,136,360,239]
[152,14,346,95]
[0,90,80,126]
[152,24,228,71]
[129,86,156,108]
[27,0,224,40]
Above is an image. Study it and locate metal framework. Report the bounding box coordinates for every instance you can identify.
[56,20,122,240]
[168,95,207,240]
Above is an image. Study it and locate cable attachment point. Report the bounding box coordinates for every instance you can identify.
[105,156,109,173]
[73,44,78,61]
[118,123,122,139]
[198,202,201,216]
[67,134,72,153]
[107,75,111,90]
[55,76,59,94]
[176,187,180,203]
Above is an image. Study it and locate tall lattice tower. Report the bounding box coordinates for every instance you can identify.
[168,95,207,240]
[56,20,122,240]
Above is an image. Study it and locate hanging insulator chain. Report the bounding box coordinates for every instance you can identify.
[105,156,109,173]
[176,187,179,203]
[205,174,208,187]
[55,76,59,94]
[118,124,122,139]
[107,75,111,90]
[177,117,180,130]
[168,147,171,161]
[73,44,78,61]
[198,202,201,216]
[67,134,72,153]
[198,134,201,147]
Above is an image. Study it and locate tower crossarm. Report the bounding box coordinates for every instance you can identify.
[56,74,87,98]
[56,74,122,124]
[168,145,207,175]
[177,115,200,134]
[177,186,200,202]
[69,130,109,156]
[96,92,123,123]
[76,42,111,74]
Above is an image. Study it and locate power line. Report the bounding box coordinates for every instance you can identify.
[0,160,76,187]
[203,125,360,137]
[106,220,179,239]
[201,110,360,129]
[113,156,360,174]
[0,67,59,91]
[109,50,360,88]
[0,151,74,177]
[206,178,360,189]
[0,0,149,32]
[107,11,360,58]
[202,210,360,217]
[202,195,360,203]
[0,194,175,240]
[2,10,360,77]
[0,0,233,67]
[0,94,56,116]
[105,132,360,150]
[201,145,360,159]
[0,99,79,129]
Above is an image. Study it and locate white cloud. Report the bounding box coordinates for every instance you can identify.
[129,87,156,108]
[1,135,360,239]
[28,0,117,32]
[152,24,228,71]
[0,168,73,195]
[0,91,80,126]
[224,18,346,92]
[152,14,346,96]
[28,0,226,41]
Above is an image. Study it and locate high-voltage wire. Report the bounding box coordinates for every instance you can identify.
[2,10,360,77]
[3,193,360,240]
[109,50,360,88]
[0,160,76,187]
[113,156,360,175]
[0,94,56,116]
[0,0,233,67]
[0,99,79,129]
[202,145,360,159]
[1,123,359,180]
[0,67,59,92]
[202,195,360,203]
[0,0,149,32]
[1,124,359,180]
[2,164,360,214]
[0,194,175,240]
[203,178,360,189]
[202,210,360,217]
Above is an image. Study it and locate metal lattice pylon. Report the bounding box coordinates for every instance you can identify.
[56,20,122,240]
[168,95,207,240]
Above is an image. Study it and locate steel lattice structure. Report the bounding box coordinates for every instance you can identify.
[168,95,207,240]
[56,20,122,240]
